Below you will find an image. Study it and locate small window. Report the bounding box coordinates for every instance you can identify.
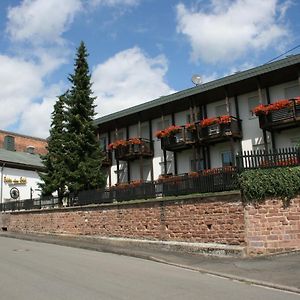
[221,151,233,167]
[186,114,191,124]
[248,95,260,119]
[26,146,35,154]
[142,162,151,181]
[4,135,15,151]
[215,104,228,116]
[115,131,124,140]
[190,159,204,171]
[285,85,300,99]
[157,119,170,131]
[140,124,149,139]
[99,137,107,151]
[159,160,172,174]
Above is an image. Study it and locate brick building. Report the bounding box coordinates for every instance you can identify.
[0,130,47,203]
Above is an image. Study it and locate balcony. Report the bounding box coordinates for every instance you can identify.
[156,123,197,152]
[112,138,154,161]
[197,116,242,144]
[160,125,197,152]
[256,98,300,131]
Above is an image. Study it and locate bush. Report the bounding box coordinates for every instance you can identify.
[238,167,300,202]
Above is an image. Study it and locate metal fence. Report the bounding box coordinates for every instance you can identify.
[1,168,238,211]
[3,147,300,211]
[0,197,60,212]
[236,147,300,170]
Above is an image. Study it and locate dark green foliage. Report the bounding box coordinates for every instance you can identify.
[40,41,106,197]
[64,41,105,193]
[39,93,68,201]
[238,167,300,202]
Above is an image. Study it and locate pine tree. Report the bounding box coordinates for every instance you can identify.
[64,41,105,193]
[39,93,68,201]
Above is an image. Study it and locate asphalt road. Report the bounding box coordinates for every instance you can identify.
[0,237,298,300]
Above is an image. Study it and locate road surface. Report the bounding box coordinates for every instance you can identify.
[0,236,298,300]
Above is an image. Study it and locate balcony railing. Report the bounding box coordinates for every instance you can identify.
[114,138,154,161]
[258,98,300,131]
[236,147,300,170]
[197,116,242,144]
[161,126,197,151]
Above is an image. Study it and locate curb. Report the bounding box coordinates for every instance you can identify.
[149,257,300,295]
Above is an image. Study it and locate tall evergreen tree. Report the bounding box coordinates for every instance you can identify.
[64,41,105,193]
[39,93,68,201]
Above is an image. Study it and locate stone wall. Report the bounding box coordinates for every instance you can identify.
[2,193,300,256]
[245,197,300,255]
[3,192,246,246]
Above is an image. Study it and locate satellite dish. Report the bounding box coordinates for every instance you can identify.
[191,74,202,86]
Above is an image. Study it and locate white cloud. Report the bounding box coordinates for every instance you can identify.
[18,83,66,138]
[90,0,139,7]
[0,55,43,129]
[92,47,175,116]
[176,0,290,64]
[6,0,82,45]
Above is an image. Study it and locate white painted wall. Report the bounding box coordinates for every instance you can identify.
[104,79,300,186]
[0,167,42,203]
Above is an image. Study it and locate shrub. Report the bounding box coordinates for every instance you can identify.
[238,167,300,202]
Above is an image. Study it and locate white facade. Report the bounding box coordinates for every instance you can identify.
[96,56,300,186]
[0,167,42,203]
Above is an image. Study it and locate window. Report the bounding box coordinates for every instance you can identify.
[215,104,228,116]
[248,95,260,119]
[26,146,35,154]
[140,124,149,139]
[159,160,172,174]
[115,131,124,140]
[4,135,15,151]
[190,159,204,171]
[142,162,151,181]
[157,119,170,131]
[285,84,300,99]
[99,137,107,151]
[221,151,233,167]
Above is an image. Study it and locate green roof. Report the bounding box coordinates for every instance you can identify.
[94,54,300,125]
[0,148,44,170]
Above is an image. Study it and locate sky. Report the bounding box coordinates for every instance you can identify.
[0,0,300,138]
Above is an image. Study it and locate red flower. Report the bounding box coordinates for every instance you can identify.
[218,115,231,124]
[108,139,128,150]
[155,125,181,139]
[200,117,219,128]
[128,137,142,145]
[185,123,196,131]
[253,97,299,116]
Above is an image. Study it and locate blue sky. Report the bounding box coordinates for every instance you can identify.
[0,0,300,137]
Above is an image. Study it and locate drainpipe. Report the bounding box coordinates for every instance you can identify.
[0,163,5,205]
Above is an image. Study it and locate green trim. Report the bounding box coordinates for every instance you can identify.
[94,54,300,125]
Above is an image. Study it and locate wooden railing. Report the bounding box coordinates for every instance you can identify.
[114,138,154,161]
[161,126,197,151]
[258,99,300,131]
[197,116,242,143]
[236,147,300,170]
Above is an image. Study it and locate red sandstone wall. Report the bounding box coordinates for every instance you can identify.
[6,194,246,246]
[0,131,47,155]
[245,197,300,255]
[4,194,300,256]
